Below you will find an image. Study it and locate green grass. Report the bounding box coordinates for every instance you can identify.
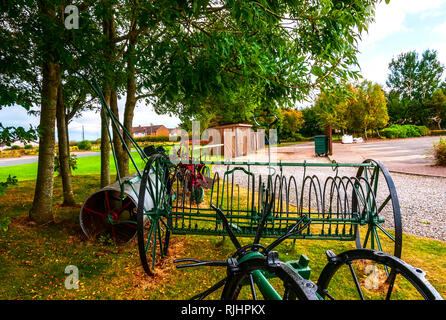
[0,174,445,300]
[0,151,147,182]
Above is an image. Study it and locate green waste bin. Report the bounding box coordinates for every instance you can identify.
[314,135,328,156]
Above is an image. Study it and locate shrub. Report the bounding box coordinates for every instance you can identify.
[380,124,429,139]
[433,137,446,166]
[77,140,92,150]
[54,154,78,175]
[405,125,421,137]
[24,144,33,150]
[10,145,22,150]
[417,126,431,136]
[134,135,172,143]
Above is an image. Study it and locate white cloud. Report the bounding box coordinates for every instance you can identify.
[360,0,445,48]
[432,21,446,38]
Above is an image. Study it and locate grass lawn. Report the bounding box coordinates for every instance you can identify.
[0,151,147,182]
[0,173,445,300]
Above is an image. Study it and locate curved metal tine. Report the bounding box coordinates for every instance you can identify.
[253,190,275,245]
[191,278,228,300]
[210,204,241,250]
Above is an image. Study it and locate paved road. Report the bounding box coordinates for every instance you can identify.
[330,136,446,177]
[0,151,100,167]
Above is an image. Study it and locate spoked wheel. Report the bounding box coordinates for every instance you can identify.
[80,190,137,244]
[316,249,442,300]
[137,153,173,276]
[353,159,403,258]
[222,254,318,300]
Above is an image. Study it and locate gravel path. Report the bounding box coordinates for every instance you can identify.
[211,163,446,242]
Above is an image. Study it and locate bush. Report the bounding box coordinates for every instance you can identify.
[417,126,431,136]
[24,144,33,150]
[433,137,446,166]
[134,135,172,143]
[77,140,92,150]
[380,124,429,139]
[10,145,22,150]
[54,154,78,175]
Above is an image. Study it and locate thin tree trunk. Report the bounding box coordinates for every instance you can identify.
[325,124,333,156]
[100,90,111,188]
[29,60,59,224]
[122,39,137,177]
[56,82,76,206]
[110,89,127,180]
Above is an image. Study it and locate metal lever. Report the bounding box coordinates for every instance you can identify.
[173,258,228,269]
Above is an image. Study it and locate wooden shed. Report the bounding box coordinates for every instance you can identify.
[209,123,265,158]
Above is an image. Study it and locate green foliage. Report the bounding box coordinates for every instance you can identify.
[77,140,92,151]
[0,175,17,197]
[386,50,445,127]
[279,108,305,140]
[314,81,389,137]
[0,175,17,231]
[134,135,175,143]
[299,107,324,137]
[0,123,38,147]
[380,125,429,139]
[24,144,33,150]
[54,154,78,175]
[387,50,445,102]
[432,137,446,166]
[143,0,386,124]
[417,126,431,136]
[425,89,446,129]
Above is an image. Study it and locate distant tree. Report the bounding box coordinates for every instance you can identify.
[279,108,305,139]
[386,91,410,125]
[387,50,445,102]
[299,107,324,137]
[314,85,356,134]
[426,89,446,129]
[350,81,389,139]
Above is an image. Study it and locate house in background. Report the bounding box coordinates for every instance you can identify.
[169,127,183,138]
[132,125,170,138]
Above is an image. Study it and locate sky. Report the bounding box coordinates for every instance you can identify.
[1,0,446,141]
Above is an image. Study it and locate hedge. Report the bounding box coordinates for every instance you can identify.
[380,125,430,139]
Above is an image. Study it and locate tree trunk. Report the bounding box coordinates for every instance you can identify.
[29,60,59,224]
[100,90,111,188]
[56,82,76,206]
[122,40,137,177]
[325,124,333,156]
[110,89,127,180]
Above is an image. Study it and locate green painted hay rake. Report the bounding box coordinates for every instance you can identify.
[77,78,445,300]
[79,79,403,279]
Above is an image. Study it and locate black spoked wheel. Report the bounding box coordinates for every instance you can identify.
[316,249,442,300]
[222,255,318,300]
[137,153,173,276]
[353,159,403,258]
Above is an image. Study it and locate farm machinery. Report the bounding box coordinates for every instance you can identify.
[78,78,442,300]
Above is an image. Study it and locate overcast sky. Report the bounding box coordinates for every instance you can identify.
[1,0,446,141]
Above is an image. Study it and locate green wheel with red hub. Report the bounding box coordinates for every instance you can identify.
[137,153,173,276]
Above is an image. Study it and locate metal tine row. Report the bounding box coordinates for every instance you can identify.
[170,163,379,236]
